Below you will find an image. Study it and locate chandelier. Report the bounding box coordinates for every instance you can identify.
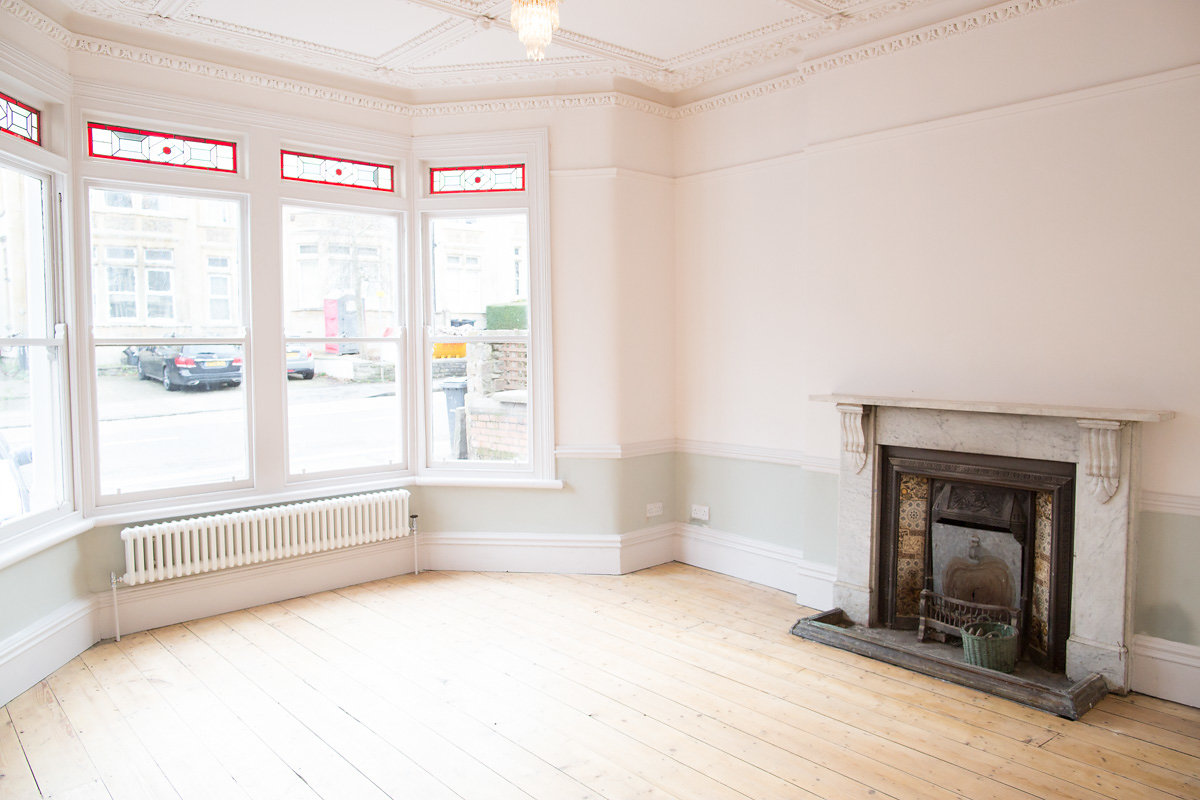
[510,0,560,61]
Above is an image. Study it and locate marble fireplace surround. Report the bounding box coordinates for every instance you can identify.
[815,394,1174,692]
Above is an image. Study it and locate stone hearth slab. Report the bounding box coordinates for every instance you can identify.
[791,608,1108,719]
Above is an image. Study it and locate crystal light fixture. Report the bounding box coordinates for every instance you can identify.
[510,0,560,61]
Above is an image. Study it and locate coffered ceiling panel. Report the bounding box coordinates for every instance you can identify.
[562,0,806,63]
[192,0,450,58]
[408,25,584,70]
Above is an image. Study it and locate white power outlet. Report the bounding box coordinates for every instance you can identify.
[690,504,710,521]
[646,502,664,518]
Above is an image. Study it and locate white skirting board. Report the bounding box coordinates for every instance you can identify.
[676,523,836,610]
[3,525,1196,711]
[0,597,98,711]
[1131,634,1200,709]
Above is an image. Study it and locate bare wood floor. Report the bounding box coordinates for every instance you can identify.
[3,564,1199,800]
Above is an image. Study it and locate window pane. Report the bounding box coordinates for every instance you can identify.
[0,345,66,524]
[147,270,171,292]
[0,167,51,337]
[430,215,528,335]
[107,266,135,292]
[430,341,528,464]
[146,295,173,318]
[89,187,241,335]
[282,206,399,338]
[286,341,403,474]
[96,344,247,495]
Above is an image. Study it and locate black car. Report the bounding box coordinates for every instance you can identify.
[136,344,243,391]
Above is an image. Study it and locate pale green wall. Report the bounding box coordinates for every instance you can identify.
[3,459,1195,660]
[0,531,95,641]
[1136,510,1200,648]
[675,453,839,565]
[411,455,676,535]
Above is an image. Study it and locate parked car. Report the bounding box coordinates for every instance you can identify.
[286,345,315,380]
[137,344,243,391]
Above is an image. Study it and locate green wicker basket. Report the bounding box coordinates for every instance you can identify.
[961,620,1018,673]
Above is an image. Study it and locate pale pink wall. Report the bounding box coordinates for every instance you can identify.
[674,0,1200,495]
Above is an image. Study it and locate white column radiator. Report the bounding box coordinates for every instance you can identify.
[119,489,412,586]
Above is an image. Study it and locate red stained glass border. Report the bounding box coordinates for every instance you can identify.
[429,163,526,195]
[87,122,238,173]
[0,90,41,146]
[279,149,395,193]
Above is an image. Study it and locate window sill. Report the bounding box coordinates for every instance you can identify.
[0,514,95,572]
[86,472,562,528]
[412,476,564,490]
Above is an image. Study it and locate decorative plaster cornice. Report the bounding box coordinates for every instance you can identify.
[799,0,1077,82]
[0,0,74,47]
[2,0,1077,120]
[410,91,675,119]
[676,72,807,119]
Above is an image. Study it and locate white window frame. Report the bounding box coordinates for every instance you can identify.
[279,199,408,480]
[412,131,554,483]
[68,117,554,524]
[0,151,76,549]
[82,179,253,510]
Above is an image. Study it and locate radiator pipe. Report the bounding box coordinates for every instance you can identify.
[409,514,419,575]
[110,572,123,642]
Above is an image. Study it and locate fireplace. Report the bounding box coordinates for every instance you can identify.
[877,447,1075,673]
[792,395,1173,718]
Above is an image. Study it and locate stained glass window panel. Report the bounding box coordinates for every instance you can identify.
[0,91,40,145]
[87,123,237,173]
[430,164,525,195]
[280,150,394,192]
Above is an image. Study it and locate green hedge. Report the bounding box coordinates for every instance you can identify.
[485,301,528,331]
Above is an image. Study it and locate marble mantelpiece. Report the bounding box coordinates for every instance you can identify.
[814,394,1174,692]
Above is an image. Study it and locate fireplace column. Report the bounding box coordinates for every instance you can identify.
[832,402,877,625]
[1068,419,1137,689]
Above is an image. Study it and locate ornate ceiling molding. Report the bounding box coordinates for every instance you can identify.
[798,0,1078,82]
[3,0,1077,120]
[672,0,1075,115]
[34,0,953,93]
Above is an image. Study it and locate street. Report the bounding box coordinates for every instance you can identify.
[0,369,453,498]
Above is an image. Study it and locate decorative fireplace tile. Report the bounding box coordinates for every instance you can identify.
[896,473,929,617]
[1030,491,1053,652]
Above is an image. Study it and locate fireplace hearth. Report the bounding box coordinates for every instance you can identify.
[792,395,1173,719]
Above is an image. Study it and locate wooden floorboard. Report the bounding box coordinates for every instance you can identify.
[3,564,1199,800]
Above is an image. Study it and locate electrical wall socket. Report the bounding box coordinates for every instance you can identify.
[646,502,664,518]
[690,504,710,521]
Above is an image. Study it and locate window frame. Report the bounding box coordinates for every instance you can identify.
[82,178,254,509]
[412,131,554,483]
[279,198,409,480]
[0,151,75,547]
[70,122,555,523]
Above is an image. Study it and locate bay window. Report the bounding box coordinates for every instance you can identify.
[0,157,70,535]
[416,137,552,482]
[88,186,249,499]
[281,204,405,477]
[62,123,553,518]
